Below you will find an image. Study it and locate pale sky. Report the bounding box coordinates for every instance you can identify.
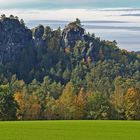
[0,0,140,22]
[0,0,140,9]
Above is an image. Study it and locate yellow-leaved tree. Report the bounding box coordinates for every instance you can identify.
[124,87,140,120]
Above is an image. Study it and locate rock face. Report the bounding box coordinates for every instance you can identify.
[33,25,45,47]
[0,17,32,63]
[61,21,96,61]
[0,16,96,64]
[61,22,85,48]
[0,16,105,82]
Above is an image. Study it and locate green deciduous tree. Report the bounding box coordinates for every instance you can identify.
[86,92,115,120]
[0,85,17,120]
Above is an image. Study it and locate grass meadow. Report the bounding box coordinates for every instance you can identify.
[0,120,140,140]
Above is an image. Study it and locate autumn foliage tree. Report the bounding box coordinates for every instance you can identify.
[74,88,87,119]
[59,82,77,120]
[124,87,140,120]
[14,91,41,120]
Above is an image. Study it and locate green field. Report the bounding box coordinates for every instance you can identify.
[0,121,140,140]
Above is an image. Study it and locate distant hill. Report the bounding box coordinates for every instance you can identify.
[0,15,140,120]
[0,15,139,84]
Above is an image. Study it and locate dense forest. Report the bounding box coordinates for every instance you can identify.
[0,15,140,120]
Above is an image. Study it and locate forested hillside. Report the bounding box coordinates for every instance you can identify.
[0,15,140,120]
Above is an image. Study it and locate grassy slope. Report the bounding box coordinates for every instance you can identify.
[0,121,140,140]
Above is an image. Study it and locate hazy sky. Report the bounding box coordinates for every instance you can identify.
[0,0,140,21]
[0,0,140,9]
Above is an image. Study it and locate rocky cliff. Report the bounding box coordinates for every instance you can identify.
[61,21,98,62]
[0,15,138,84]
[0,16,97,64]
[0,16,32,63]
[0,16,47,63]
[61,21,85,48]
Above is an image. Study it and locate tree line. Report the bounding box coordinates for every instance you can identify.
[1,74,140,120]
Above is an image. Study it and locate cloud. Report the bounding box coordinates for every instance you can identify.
[0,0,39,3]
[0,0,37,5]
[0,0,45,9]
[1,8,140,23]
[121,14,140,16]
[0,0,140,10]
